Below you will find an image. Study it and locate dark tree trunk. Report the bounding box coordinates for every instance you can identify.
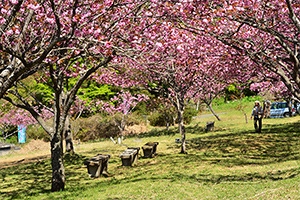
[51,132,65,192]
[164,112,170,131]
[288,101,293,117]
[208,103,221,121]
[65,115,74,153]
[178,109,186,154]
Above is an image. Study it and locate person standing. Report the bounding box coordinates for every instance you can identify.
[251,101,264,133]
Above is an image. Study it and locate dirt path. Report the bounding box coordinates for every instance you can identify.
[0,124,149,170]
[0,139,51,169]
[0,139,95,169]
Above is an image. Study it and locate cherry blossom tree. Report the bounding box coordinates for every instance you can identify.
[1,0,154,192]
[124,31,211,153]
[193,66,228,121]
[0,0,70,99]
[177,0,300,102]
[121,13,251,153]
[100,90,148,142]
[0,104,53,142]
[140,61,200,154]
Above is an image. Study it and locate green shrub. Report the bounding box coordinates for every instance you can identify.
[148,112,170,127]
[241,95,263,103]
[4,135,18,144]
[183,106,199,124]
[18,112,145,143]
[149,106,198,127]
[26,125,50,142]
[74,114,117,141]
[74,113,144,142]
[124,112,144,126]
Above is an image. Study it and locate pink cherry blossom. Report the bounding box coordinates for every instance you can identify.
[10,0,18,5]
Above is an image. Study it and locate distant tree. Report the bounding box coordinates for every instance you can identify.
[101,90,149,142]
[148,97,177,130]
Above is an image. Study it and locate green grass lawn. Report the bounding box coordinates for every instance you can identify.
[0,101,299,200]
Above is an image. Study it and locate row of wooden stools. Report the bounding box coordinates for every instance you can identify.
[84,142,159,178]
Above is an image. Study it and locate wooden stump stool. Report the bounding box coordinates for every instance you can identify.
[119,147,140,166]
[84,154,110,178]
[142,142,159,158]
[205,121,215,132]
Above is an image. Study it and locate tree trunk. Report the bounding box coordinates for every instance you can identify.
[288,101,293,117]
[51,132,65,192]
[208,103,221,121]
[173,116,176,126]
[120,116,126,142]
[120,128,124,143]
[65,115,74,153]
[244,113,248,124]
[196,100,200,111]
[178,109,186,154]
[164,112,170,131]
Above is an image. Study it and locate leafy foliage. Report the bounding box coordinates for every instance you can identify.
[149,106,198,127]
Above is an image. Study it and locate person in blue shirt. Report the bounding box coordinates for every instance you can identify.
[251,101,264,133]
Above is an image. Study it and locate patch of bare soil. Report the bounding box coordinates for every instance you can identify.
[0,125,147,169]
[124,124,148,136]
[18,139,50,154]
[0,139,50,169]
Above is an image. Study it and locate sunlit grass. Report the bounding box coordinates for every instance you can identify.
[0,101,299,200]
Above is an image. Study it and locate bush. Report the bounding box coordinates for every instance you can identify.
[149,106,198,127]
[241,95,263,103]
[4,135,18,144]
[183,107,199,124]
[124,112,144,126]
[22,112,145,143]
[74,113,144,142]
[148,112,169,127]
[26,125,50,142]
[74,114,117,141]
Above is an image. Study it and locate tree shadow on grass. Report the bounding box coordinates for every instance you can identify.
[186,123,206,134]
[1,122,299,199]
[117,165,299,185]
[186,121,300,166]
[136,127,178,138]
[0,160,52,199]
[93,152,299,187]
[0,153,90,200]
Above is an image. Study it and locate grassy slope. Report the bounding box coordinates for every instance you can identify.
[0,101,299,200]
